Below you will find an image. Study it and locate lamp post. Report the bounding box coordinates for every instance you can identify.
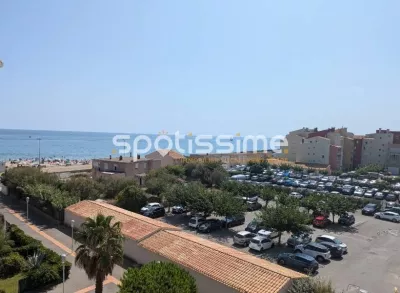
[61,254,66,293]
[71,220,75,252]
[26,197,29,221]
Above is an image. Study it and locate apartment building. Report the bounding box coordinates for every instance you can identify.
[92,156,162,185]
[286,128,315,162]
[296,136,331,166]
[189,151,271,167]
[361,129,394,167]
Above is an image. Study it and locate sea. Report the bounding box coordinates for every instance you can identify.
[0,129,276,161]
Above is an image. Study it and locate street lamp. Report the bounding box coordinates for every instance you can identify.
[71,220,75,251]
[26,197,29,221]
[61,254,66,293]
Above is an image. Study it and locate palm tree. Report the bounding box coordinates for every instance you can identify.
[75,214,124,293]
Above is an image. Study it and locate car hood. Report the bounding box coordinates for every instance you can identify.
[140,207,149,212]
[339,243,347,249]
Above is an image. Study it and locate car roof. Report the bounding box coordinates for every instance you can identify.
[252,236,267,241]
[237,231,252,236]
[307,242,329,249]
[319,241,335,247]
[386,211,399,215]
[148,202,160,205]
[318,235,336,240]
[294,253,315,261]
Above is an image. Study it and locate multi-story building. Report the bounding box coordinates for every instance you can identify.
[296,136,331,166]
[286,128,315,162]
[92,156,162,185]
[361,129,394,167]
[189,151,271,168]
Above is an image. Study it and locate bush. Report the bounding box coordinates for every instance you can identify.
[0,252,27,278]
[26,264,60,289]
[288,277,335,293]
[119,261,197,293]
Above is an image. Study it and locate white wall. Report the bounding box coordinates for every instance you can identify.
[361,133,393,167]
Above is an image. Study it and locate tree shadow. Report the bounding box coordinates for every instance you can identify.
[318,223,359,235]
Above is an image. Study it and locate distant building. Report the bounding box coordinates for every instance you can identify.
[145,150,185,167]
[189,151,271,168]
[0,161,5,173]
[92,156,162,185]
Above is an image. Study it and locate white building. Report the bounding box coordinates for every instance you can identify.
[286,128,315,162]
[361,130,393,167]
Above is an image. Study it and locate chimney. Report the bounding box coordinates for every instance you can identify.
[109,155,112,159]
[137,154,140,160]
[119,155,122,161]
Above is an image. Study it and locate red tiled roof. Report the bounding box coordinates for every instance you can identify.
[139,230,305,293]
[167,150,185,159]
[65,200,180,241]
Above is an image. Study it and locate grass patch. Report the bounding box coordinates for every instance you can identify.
[0,273,24,293]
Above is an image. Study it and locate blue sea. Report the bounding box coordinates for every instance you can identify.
[0,129,274,161]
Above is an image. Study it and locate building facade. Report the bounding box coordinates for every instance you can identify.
[145,150,185,167]
[295,136,331,166]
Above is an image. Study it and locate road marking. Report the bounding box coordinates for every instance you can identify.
[6,208,121,286]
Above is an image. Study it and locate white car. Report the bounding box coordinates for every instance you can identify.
[290,192,303,199]
[374,211,400,223]
[140,202,162,213]
[294,242,331,262]
[315,235,348,253]
[257,229,279,239]
[188,216,206,228]
[249,236,274,251]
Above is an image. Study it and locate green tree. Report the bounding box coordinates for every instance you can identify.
[98,177,139,199]
[165,165,185,177]
[288,277,335,293]
[63,176,105,200]
[185,183,214,216]
[75,214,124,293]
[213,191,245,221]
[325,194,357,223]
[249,164,264,175]
[116,185,147,212]
[258,203,311,244]
[259,187,275,206]
[210,169,227,187]
[118,261,197,293]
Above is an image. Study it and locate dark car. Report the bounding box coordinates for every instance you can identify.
[342,185,355,195]
[313,215,331,228]
[143,206,165,218]
[287,233,312,248]
[318,242,343,258]
[245,220,266,233]
[386,193,397,202]
[362,203,379,216]
[308,180,318,189]
[247,201,262,211]
[325,182,334,191]
[277,253,319,274]
[374,192,385,200]
[223,215,245,228]
[197,219,222,233]
[338,213,355,226]
[171,205,188,214]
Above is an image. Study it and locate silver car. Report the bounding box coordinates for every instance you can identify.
[233,231,257,246]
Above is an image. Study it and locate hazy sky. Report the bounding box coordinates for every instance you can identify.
[1,1,399,136]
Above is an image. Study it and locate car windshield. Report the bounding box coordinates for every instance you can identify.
[366,204,376,208]
[333,238,342,244]
[250,239,260,244]
[235,234,245,239]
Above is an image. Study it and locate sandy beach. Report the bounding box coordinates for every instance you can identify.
[5,161,92,173]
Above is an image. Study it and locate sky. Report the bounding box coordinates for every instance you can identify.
[1,0,400,137]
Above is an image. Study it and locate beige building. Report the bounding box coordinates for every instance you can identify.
[189,152,271,167]
[342,137,355,171]
[361,130,394,167]
[65,200,305,293]
[295,136,331,165]
[92,156,162,185]
[286,128,315,162]
[146,150,185,167]
[386,144,400,175]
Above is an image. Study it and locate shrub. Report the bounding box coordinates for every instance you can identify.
[288,277,335,293]
[26,264,60,289]
[0,252,27,278]
[119,261,197,293]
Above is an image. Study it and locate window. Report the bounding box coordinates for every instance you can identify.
[313,153,315,155]
[135,163,139,169]
[308,153,310,155]
[322,155,325,158]
[114,166,117,171]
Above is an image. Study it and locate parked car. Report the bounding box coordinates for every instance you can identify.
[294,242,331,262]
[362,203,379,216]
[313,215,331,228]
[386,201,397,209]
[247,201,262,211]
[382,189,390,196]
[197,219,222,233]
[315,235,348,254]
[338,213,355,226]
[249,236,275,251]
[287,233,312,248]
[374,192,385,200]
[318,242,343,259]
[140,202,163,214]
[245,220,266,233]
[321,176,329,182]
[374,211,400,223]
[223,215,245,228]
[386,193,397,202]
[308,181,318,189]
[342,185,355,195]
[257,229,279,239]
[364,189,375,198]
[143,206,166,218]
[277,253,319,274]
[171,205,188,214]
[354,188,365,197]
[233,231,257,246]
[300,181,309,188]
[188,216,206,228]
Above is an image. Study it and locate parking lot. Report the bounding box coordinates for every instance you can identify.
[161,209,400,293]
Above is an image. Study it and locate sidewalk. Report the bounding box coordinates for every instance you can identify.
[0,194,125,293]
